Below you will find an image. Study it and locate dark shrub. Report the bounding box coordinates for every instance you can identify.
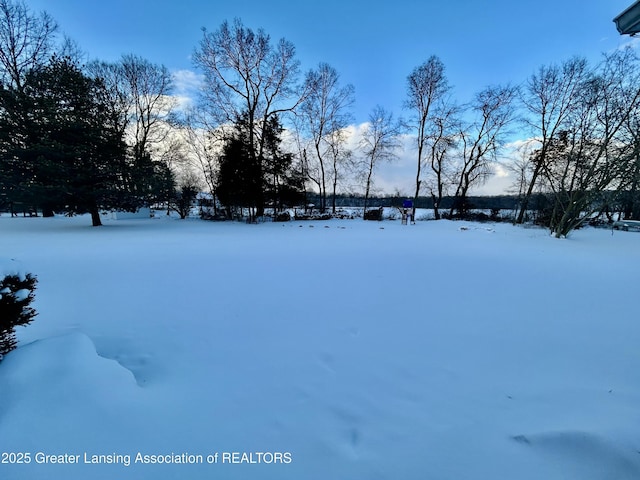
[364,207,383,221]
[0,273,37,359]
[275,212,291,222]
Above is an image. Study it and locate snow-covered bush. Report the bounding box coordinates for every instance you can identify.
[0,268,38,359]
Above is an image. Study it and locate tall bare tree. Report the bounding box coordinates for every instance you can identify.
[540,48,640,237]
[515,57,590,224]
[359,105,401,217]
[88,55,175,159]
[87,55,176,208]
[449,84,518,217]
[181,107,222,217]
[405,56,450,217]
[426,99,459,219]
[87,60,130,138]
[193,18,305,215]
[327,127,353,214]
[0,0,57,90]
[299,62,354,213]
[121,54,176,163]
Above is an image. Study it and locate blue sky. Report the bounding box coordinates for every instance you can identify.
[25,0,636,124]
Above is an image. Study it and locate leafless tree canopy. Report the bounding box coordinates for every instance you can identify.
[359,105,401,215]
[515,57,590,224]
[425,99,460,219]
[405,56,450,215]
[298,62,354,213]
[537,49,640,236]
[193,19,303,159]
[88,55,175,162]
[0,0,57,90]
[449,84,518,217]
[511,48,640,236]
[192,19,309,217]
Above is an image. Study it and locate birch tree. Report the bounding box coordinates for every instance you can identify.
[405,56,449,217]
[299,62,354,213]
[359,105,401,217]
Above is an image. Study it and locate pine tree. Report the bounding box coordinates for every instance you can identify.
[216,113,304,219]
[0,55,171,225]
[0,273,37,358]
[216,115,261,219]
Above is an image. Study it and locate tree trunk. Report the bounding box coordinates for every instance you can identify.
[413,155,422,220]
[90,208,102,227]
[431,191,440,220]
[331,180,337,214]
[363,163,373,219]
[515,157,545,224]
[42,203,55,217]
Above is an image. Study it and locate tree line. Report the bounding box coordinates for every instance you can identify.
[2,1,640,236]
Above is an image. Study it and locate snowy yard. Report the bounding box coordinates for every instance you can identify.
[1,215,639,480]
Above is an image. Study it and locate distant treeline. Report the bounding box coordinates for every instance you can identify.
[304,193,528,211]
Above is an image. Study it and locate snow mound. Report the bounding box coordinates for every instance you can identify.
[0,333,141,446]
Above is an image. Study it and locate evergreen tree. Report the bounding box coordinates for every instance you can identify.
[262,115,304,211]
[0,272,37,358]
[216,115,261,219]
[216,113,304,219]
[0,56,171,225]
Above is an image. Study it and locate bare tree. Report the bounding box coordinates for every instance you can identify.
[359,105,401,217]
[515,57,590,224]
[0,0,57,90]
[290,115,316,213]
[327,126,353,214]
[87,60,130,137]
[88,55,175,157]
[193,18,305,215]
[181,107,222,216]
[540,48,640,237]
[425,99,459,220]
[449,84,518,217]
[405,56,450,217]
[299,62,354,213]
[505,140,539,217]
[87,55,176,210]
[156,134,190,214]
[121,54,176,162]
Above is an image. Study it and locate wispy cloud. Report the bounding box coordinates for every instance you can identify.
[171,69,204,109]
[615,36,640,51]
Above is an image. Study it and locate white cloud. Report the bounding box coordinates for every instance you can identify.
[172,69,204,92]
[303,122,529,197]
[493,163,509,178]
[616,36,640,51]
[171,69,204,110]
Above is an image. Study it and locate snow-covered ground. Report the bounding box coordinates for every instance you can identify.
[1,214,639,480]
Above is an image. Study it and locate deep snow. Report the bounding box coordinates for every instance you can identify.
[1,214,639,479]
